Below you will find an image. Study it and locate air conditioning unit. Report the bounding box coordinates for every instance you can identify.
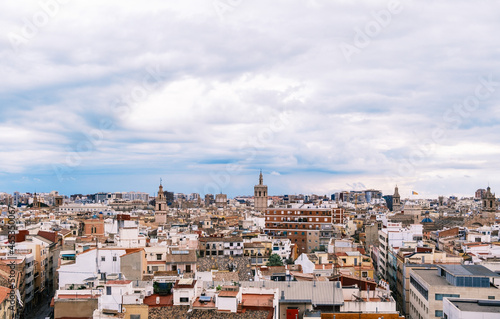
[121,307,126,313]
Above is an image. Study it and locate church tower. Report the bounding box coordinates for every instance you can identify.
[155,180,168,224]
[33,192,40,209]
[482,186,497,217]
[254,170,268,212]
[392,185,401,212]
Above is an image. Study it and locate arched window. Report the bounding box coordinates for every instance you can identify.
[259,191,262,196]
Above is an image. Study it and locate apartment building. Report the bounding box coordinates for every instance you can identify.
[198,237,243,257]
[264,207,344,253]
[378,223,423,281]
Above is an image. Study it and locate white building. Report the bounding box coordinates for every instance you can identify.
[58,248,126,289]
[443,298,500,319]
[378,223,423,280]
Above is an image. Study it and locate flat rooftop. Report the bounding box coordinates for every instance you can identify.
[413,269,449,286]
[449,299,500,314]
[439,264,500,278]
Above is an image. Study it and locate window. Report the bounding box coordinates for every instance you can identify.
[489,296,495,299]
[130,315,141,319]
[113,256,117,262]
[435,310,443,317]
[180,297,189,303]
[435,294,459,301]
[101,257,105,262]
[156,254,162,260]
[106,287,112,295]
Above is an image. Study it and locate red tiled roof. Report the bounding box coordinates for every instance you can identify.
[38,230,58,243]
[241,294,274,308]
[143,294,173,307]
[0,286,10,303]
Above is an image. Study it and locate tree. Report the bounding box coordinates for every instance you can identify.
[266,253,284,266]
[285,257,295,265]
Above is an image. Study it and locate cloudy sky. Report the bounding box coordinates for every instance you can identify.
[1,0,500,198]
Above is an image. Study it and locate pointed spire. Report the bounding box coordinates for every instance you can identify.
[259,170,263,185]
[158,178,164,194]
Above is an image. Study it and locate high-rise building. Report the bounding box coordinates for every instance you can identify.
[254,170,268,212]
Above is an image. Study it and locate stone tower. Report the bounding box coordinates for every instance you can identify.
[482,186,497,217]
[254,170,268,212]
[392,185,401,212]
[155,180,168,224]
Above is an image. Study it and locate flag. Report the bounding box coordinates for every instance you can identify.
[412,191,418,195]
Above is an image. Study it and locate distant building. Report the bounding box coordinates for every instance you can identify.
[204,194,214,206]
[254,170,268,212]
[215,193,227,207]
[475,188,486,200]
[383,195,393,211]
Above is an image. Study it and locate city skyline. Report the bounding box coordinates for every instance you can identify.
[2,1,500,198]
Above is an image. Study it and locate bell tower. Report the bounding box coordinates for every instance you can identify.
[254,170,268,212]
[155,179,168,224]
[482,186,497,218]
[392,185,401,212]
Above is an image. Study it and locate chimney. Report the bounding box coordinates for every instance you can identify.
[280,290,285,300]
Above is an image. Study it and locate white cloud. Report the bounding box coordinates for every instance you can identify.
[1,0,500,197]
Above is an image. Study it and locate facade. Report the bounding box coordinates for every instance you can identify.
[198,237,243,257]
[264,207,344,254]
[254,171,268,212]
